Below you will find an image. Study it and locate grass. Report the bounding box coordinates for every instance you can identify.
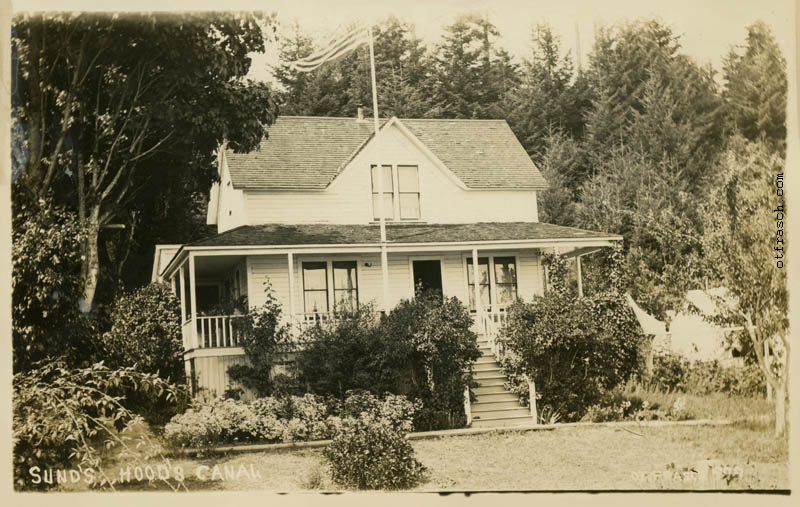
[50,392,787,493]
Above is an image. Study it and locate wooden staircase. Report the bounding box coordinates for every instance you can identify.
[469,337,534,428]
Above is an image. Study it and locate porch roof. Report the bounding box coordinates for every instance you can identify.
[186,222,620,248]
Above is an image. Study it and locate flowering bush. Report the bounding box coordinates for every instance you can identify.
[649,351,766,397]
[163,391,419,448]
[580,392,693,422]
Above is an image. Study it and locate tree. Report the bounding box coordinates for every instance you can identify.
[273,17,440,118]
[429,13,519,119]
[723,21,787,156]
[506,24,589,162]
[12,12,277,311]
[703,137,788,436]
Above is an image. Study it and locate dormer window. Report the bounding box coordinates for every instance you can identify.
[371,164,420,221]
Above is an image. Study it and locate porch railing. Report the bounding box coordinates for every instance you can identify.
[473,310,509,359]
[182,315,246,350]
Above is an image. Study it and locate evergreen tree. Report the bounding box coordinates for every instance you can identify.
[723,21,787,156]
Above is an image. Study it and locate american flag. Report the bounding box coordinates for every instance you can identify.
[286,23,370,73]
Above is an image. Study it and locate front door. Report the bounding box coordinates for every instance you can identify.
[412,260,443,296]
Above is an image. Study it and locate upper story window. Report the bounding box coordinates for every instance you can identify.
[371,164,420,221]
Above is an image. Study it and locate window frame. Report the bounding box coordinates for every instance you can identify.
[370,163,421,222]
[301,259,360,315]
[370,164,395,221]
[463,254,519,312]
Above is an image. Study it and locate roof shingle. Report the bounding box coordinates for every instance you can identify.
[225,116,548,190]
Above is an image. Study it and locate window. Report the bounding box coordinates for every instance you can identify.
[466,257,491,310]
[302,260,359,313]
[371,165,394,220]
[302,262,328,313]
[371,164,421,221]
[333,261,359,311]
[493,257,518,305]
[398,165,420,219]
[466,256,518,311]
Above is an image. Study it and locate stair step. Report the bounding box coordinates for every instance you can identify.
[473,361,501,372]
[475,378,507,388]
[474,384,507,395]
[475,355,496,364]
[471,407,531,419]
[472,400,522,410]
[474,369,504,380]
[475,392,519,403]
[471,415,535,428]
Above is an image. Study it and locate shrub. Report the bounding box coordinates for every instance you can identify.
[323,416,426,490]
[296,292,480,431]
[580,390,694,422]
[13,360,184,490]
[162,392,419,448]
[295,303,385,397]
[12,199,96,372]
[647,352,766,397]
[226,284,295,396]
[100,283,186,424]
[501,253,644,421]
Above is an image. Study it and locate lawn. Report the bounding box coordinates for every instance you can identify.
[62,409,787,492]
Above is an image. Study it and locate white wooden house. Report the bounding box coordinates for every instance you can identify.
[155,114,621,427]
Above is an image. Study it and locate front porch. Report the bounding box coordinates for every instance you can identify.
[158,222,621,397]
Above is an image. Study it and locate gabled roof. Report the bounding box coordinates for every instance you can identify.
[187,222,618,248]
[224,116,548,191]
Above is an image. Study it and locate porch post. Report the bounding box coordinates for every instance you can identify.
[178,263,190,349]
[171,274,177,296]
[189,252,198,349]
[287,252,296,321]
[471,247,482,318]
[576,255,584,297]
[381,245,390,313]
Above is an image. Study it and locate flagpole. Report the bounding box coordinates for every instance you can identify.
[368,27,390,315]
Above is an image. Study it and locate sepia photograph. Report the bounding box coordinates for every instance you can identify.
[5,0,796,498]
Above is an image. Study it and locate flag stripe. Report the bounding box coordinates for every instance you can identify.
[286,24,369,73]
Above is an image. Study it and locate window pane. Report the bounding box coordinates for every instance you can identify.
[370,165,393,192]
[302,262,328,290]
[333,261,358,290]
[398,165,419,192]
[372,193,394,220]
[334,290,358,311]
[304,291,328,313]
[496,284,517,305]
[466,258,490,285]
[399,193,420,219]
[494,257,517,284]
[468,284,492,310]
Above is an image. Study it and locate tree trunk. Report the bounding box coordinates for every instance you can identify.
[775,383,786,437]
[81,204,102,312]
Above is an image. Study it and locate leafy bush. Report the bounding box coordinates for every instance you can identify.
[647,351,766,397]
[580,391,692,422]
[295,303,385,397]
[323,416,426,490]
[13,360,185,490]
[162,391,419,448]
[12,199,97,372]
[100,283,186,424]
[296,291,480,431]
[501,252,644,421]
[226,284,295,396]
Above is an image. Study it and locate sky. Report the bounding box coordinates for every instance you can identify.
[14,0,797,84]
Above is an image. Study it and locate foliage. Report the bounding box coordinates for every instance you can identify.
[11,198,98,372]
[296,292,479,431]
[323,416,426,490]
[13,360,185,491]
[723,21,787,155]
[581,391,693,422]
[99,282,187,424]
[703,135,788,435]
[226,285,295,396]
[646,351,766,397]
[12,12,277,308]
[163,391,419,448]
[501,252,644,421]
[295,303,385,398]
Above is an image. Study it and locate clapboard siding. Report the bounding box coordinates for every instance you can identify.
[243,248,544,316]
[190,354,249,399]
[240,123,539,228]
